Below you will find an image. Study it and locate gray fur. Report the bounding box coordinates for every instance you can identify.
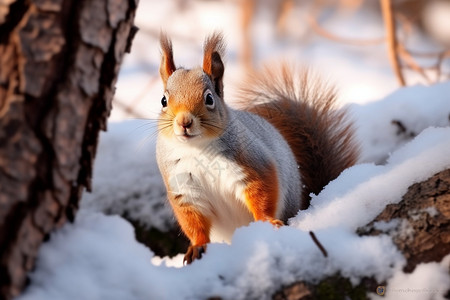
[222,108,302,220]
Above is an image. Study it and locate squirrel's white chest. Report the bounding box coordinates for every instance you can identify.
[158,139,252,243]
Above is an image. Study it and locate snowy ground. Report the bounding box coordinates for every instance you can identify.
[18,124,450,300]
[17,0,450,299]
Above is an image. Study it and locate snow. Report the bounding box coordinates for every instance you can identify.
[372,255,450,300]
[80,120,172,230]
[17,213,160,300]
[351,82,450,163]
[17,0,450,299]
[18,112,450,300]
[18,213,404,300]
[291,126,450,231]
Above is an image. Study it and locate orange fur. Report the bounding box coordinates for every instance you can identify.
[165,71,204,113]
[171,201,211,247]
[238,64,360,209]
[159,32,176,87]
[243,162,283,224]
[203,33,225,76]
[203,33,225,97]
[157,33,359,265]
[158,68,228,140]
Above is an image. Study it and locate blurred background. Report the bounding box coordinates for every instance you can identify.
[111,0,450,121]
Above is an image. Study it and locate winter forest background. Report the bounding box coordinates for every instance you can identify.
[1,0,450,299]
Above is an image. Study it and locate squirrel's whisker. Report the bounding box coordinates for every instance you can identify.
[155,31,359,265]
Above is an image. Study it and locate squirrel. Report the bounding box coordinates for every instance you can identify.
[156,32,359,264]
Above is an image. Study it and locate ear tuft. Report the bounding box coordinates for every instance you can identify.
[160,32,176,87]
[203,32,225,97]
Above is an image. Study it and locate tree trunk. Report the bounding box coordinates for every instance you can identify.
[0,1,138,299]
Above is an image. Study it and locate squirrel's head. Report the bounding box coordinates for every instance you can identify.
[158,32,228,143]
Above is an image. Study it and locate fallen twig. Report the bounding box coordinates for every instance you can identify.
[309,231,328,258]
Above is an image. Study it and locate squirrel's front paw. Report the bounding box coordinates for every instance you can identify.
[184,244,207,265]
[270,219,284,228]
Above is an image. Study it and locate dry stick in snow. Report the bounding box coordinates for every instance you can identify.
[309,231,328,258]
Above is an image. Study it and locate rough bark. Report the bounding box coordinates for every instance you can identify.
[358,169,450,272]
[0,0,138,299]
[271,168,450,299]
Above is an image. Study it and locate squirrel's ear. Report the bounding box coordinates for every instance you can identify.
[203,32,225,98]
[159,32,176,87]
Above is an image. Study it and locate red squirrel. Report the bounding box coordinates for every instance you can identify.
[156,32,359,264]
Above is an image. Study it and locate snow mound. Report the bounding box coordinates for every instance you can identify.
[80,120,173,231]
[351,81,450,163]
[291,126,450,231]
[19,126,450,300]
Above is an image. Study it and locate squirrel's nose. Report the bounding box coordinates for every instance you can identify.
[181,120,192,129]
[177,117,193,129]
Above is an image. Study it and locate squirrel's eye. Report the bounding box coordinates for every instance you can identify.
[161,95,167,108]
[205,92,214,108]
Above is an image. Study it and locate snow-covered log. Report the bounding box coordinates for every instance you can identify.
[273,168,450,299]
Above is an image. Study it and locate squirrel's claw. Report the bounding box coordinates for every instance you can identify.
[183,244,207,265]
[270,219,284,228]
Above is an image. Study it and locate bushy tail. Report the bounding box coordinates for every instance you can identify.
[237,64,360,209]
